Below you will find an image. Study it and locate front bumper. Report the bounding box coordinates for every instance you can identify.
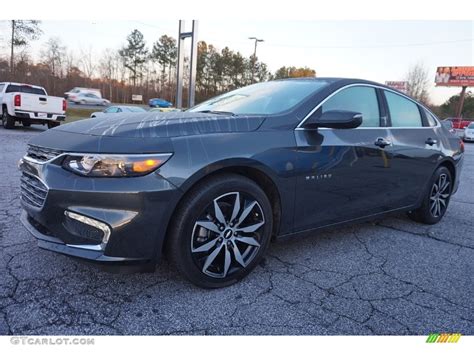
[19,156,182,266]
[463,135,474,142]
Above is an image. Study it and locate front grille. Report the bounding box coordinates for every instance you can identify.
[26,144,62,162]
[20,172,48,208]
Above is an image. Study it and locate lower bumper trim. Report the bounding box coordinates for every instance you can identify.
[20,211,146,263]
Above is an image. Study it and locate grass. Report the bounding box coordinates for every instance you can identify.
[64,108,97,123]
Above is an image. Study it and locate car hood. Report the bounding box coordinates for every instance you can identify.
[55,111,266,138]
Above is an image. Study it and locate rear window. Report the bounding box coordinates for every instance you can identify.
[6,85,46,95]
[385,91,422,127]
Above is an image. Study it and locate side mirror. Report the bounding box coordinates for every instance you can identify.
[304,109,363,129]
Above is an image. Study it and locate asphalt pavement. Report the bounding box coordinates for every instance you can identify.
[0,125,473,335]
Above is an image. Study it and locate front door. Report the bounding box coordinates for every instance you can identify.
[293,85,396,232]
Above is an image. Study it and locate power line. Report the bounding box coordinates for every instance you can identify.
[130,22,473,50]
[260,38,474,49]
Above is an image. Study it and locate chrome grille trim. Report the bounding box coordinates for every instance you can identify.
[20,172,48,209]
[26,145,63,163]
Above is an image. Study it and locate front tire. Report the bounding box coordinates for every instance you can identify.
[2,107,15,129]
[167,174,273,288]
[408,166,452,224]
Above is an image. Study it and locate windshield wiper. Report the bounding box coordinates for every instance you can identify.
[195,110,235,116]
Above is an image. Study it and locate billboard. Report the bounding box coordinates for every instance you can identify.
[385,81,408,93]
[435,66,474,87]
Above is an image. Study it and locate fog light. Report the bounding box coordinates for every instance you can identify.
[64,211,111,250]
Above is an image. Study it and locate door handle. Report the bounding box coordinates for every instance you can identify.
[425,138,437,146]
[374,137,391,148]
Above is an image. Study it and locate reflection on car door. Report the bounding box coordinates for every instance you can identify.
[382,90,441,207]
[293,85,396,232]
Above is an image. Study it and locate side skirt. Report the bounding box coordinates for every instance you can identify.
[274,204,417,242]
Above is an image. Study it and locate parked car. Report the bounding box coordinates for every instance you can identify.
[19,78,464,288]
[69,93,110,106]
[445,117,471,130]
[149,98,172,108]
[90,106,147,118]
[463,122,474,142]
[65,87,102,100]
[149,107,181,113]
[0,82,66,129]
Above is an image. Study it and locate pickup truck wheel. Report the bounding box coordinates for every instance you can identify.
[2,107,15,129]
[47,122,60,129]
[22,120,31,127]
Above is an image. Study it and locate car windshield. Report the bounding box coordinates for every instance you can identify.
[188,80,330,115]
[128,107,147,112]
[468,122,474,128]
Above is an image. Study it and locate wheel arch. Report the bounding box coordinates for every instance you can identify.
[161,159,283,255]
[437,158,456,182]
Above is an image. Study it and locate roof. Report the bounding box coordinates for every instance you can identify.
[0,82,44,89]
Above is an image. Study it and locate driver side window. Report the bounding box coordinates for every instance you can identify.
[322,86,381,127]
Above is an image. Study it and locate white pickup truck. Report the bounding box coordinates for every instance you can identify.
[0,82,66,129]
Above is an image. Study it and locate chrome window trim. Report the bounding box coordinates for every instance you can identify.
[296,83,441,130]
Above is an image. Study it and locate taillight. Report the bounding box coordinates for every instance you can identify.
[62,99,67,111]
[14,94,21,106]
[460,139,464,153]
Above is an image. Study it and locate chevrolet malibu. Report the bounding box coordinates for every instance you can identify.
[19,78,464,288]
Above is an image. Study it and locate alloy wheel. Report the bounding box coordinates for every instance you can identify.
[429,173,451,218]
[190,192,265,279]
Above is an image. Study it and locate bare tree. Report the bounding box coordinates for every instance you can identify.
[10,20,42,78]
[98,49,118,101]
[40,37,66,92]
[405,63,431,105]
[79,46,96,78]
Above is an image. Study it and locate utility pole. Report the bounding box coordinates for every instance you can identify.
[455,86,467,118]
[10,20,15,79]
[248,37,263,83]
[176,20,198,109]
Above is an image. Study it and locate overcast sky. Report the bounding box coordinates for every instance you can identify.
[0,20,472,105]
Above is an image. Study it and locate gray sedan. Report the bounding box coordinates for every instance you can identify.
[90,106,147,118]
[70,93,110,106]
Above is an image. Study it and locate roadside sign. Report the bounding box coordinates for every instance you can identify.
[435,66,474,87]
[385,81,408,93]
[131,94,143,101]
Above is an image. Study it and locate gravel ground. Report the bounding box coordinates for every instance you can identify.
[1,125,473,335]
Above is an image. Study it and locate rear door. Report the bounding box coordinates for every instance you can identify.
[293,85,396,231]
[382,89,441,207]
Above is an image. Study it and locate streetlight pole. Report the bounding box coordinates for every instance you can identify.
[248,37,264,83]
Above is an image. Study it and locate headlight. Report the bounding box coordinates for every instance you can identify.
[62,153,172,177]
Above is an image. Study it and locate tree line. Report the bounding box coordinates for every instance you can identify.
[2,21,471,117]
[1,21,316,106]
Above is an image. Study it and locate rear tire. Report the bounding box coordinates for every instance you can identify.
[22,120,31,127]
[1,107,15,129]
[47,121,60,129]
[167,174,273,288]
[408,166,452,224]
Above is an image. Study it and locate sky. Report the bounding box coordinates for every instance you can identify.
[0,19,472,105]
